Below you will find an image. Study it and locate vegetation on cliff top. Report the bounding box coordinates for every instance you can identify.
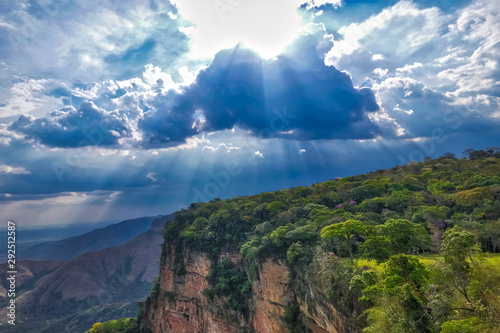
[156,147,500,332]
[85,318,139,333]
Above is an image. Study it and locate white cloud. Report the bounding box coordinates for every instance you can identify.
[436,0,500,102]
[143,64,176,91]
[255,151,264,158]
[368,74,496,139]
[202,143,240,152]
[1,0,181,85]
[146,172,157,181]
[0,137,11,145]
[322,0,500,122]
[0,165,31,175]
[0,20,15,30]
[178,66,198,86]
[165,135,210,151]
[299,149,307,153]
[317,0,500,138]
[306,0,343,9]
[368,108,406,137]
[372,76,419,91]
[326,1,444,64]
[396,62,423,74]
[0,78,64,118]
[373,68,389,77]
[393,104,414,115]
[0,124,24,142]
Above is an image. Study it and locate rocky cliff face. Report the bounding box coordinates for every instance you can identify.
[141,244,360,333]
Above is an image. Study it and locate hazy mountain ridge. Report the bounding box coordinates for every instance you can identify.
[0,214,173,333]
[22,216,160,261]
[0,221,119,263]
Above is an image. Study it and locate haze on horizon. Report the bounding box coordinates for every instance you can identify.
[1,0,499,227]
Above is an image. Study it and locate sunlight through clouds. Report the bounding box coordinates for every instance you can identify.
[170,0,305,59]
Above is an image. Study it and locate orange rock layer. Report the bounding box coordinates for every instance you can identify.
[141,244,360,333]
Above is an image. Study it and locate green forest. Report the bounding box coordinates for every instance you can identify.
[89,147,500,333]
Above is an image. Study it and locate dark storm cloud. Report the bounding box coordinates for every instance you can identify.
[7,33,382,148]
[140,34,381,146]
[9,101,132,147]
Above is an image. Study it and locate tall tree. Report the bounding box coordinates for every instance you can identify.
[441,226,481,306]
[379,219,432,254]
[321,219,367,264]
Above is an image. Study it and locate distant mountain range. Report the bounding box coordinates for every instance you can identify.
[0,214,173,333]
[22,216,161,261]
[0,220,119,262]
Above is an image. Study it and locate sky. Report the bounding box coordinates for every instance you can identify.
[0,0,499,227]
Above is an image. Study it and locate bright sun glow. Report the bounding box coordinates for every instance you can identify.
[170,0,305,59]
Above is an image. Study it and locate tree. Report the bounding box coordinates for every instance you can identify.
[427,179,455,194]
[411,206,448,224]
[483,220,500,252]
[270,225,291,247]
[463,147,500,159]
[364,254,430,333]
[379,219,432,254]
[385,190,422,213]
[482,163,500,177]
[359,197,386,213]
[441,226,481,306]
[193,216,209,229]
[452,187,494,207]
[428,227,500,330]
[266,201,286,214]
[463,148,481,159]
[359,235,392,263]
[321,219,367,264]
[348,186,372,202]
[286,241,303,264]
[442,152,457,159]
[362,178,388,196]
[384,254,428,291]
[403,175,424,191]
[349,269,379,306]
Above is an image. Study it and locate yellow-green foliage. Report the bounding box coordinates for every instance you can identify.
[361,228,500,333]
[85,318,138,333]
[356,259,383,272]
[356,254,500,269]
[453,187,494,206]
[440,317,489,333]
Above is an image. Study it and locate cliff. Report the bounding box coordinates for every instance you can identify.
[141,243,360,333]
